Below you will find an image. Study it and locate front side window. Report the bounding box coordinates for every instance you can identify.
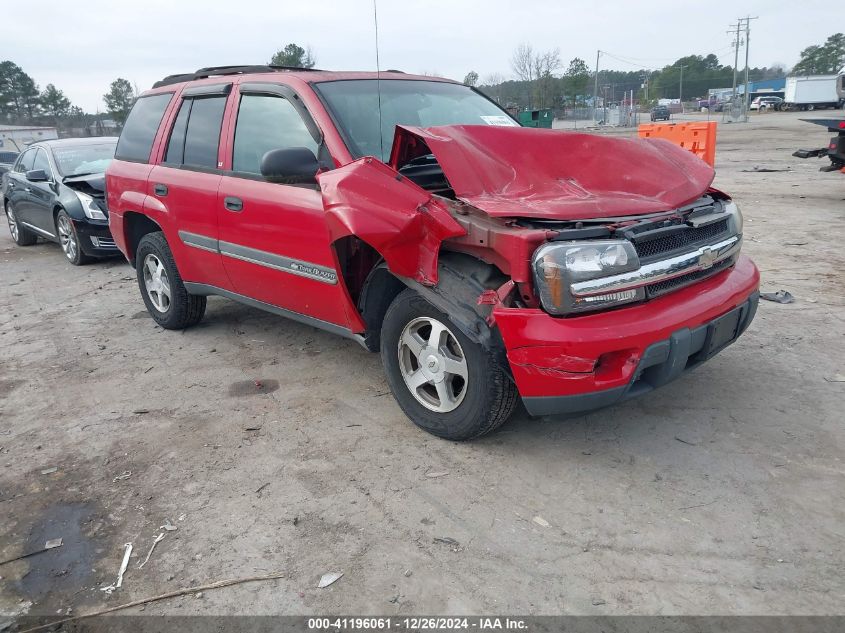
[32,149,52,177]
[232,94,318,175]
[52,143,117,177]
[15,148,36,173]
[182,97,227,169]
[314,79,518,161]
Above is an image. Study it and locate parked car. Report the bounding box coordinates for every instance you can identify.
[2,137,119,265]
[650,105,671,121]
[0,150,19,175]
[106,65,759,440]
[750,96,784,111]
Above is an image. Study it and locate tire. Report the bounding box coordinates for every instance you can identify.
[806,104,815,111]
[380,289,518,441]
[56,209,93,265]
[5,201,37,246]
[135,232,206,329]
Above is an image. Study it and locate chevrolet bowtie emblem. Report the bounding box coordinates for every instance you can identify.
[699,247,716,269]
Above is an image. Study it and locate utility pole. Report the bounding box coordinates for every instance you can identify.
[741,15,759,121]
[728,20,742,102]
[593,50,601,123]
[679,64,687,114]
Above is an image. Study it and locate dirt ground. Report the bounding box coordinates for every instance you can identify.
[1,110,844,623]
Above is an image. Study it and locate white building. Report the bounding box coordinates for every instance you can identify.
[0,125,59,152]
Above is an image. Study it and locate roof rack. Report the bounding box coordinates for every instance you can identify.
[152,64,321,89]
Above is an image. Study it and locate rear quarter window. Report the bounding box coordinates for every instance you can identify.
[115,93,173,163]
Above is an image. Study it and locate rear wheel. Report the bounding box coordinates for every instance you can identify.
[136,232,206,329]
[381,289,518,441]
[5,202,37,246]
[56,210,92,265]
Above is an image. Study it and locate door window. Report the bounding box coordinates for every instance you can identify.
[232,94,318,175]
[32,149,52,178]
[164,99,191,165]
[182,97,227,169]
[15,149,36,173]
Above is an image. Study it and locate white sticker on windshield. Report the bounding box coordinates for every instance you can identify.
[480,115,518,127]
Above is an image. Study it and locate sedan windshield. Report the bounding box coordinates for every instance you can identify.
[315,79,518,161]
[52,142,117,177]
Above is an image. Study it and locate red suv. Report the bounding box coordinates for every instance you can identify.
[106,65,759,440]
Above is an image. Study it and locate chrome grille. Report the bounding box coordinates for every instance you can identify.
[646,256,734,298]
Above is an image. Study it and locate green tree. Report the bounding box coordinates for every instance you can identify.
[792,33,845,75]
[270,43,316,68]
[103,78,135,125]
[0,61,41,121]
[40,84,71,120]
[463,71,479,87]
[562,57,589,104]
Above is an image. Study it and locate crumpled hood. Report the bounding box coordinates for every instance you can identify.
[63,173,106,195]
[389,125,715,220]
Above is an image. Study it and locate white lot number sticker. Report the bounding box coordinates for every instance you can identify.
[480,115,518,126]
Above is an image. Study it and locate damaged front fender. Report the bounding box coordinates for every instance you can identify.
[317,157,465,286]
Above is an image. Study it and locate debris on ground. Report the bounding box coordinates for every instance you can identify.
[823,374,845,383]
[40,467,57,475]
[112,471,132,483]
[138,534,165,570]
[160,519,178,531]
[741,166,792,173]
[20,572,286,633]
[317,572,343,588]
[532,516,551,528]
[425,471,449,478]
[0,538,63,567]
[101,542,133,595]
[255,483,270,495]
[760,290,795,304]
[132,409,150,415]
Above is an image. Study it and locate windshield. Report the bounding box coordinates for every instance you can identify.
[52,142,117,177]
[315,79,518,161]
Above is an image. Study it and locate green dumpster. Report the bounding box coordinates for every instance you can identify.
[518,109,554,128]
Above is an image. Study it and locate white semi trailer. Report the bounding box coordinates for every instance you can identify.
[783,75,843,111]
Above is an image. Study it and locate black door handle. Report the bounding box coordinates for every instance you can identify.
[223,196,243,212]
[154,183,168,196]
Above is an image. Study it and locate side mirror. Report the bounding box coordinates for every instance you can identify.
[260,147,319,185]
[26,169,49,182]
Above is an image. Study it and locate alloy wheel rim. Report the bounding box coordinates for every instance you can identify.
[7,207,18,241]
[57,215,77,261]
[142,253,172,313]
[397,316,468,413]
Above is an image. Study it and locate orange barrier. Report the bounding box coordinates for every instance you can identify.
[637,121,717,167]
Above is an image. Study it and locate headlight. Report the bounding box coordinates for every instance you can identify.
[533,240,643,315]
[74,191,107,221]
[723,200,743,235]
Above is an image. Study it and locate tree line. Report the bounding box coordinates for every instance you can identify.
[471,32,844,111]
[0,43,318,134]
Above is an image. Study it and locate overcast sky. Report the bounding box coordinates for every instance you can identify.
[3,0,837,112]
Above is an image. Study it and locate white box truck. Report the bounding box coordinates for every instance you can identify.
[783,75,843,111]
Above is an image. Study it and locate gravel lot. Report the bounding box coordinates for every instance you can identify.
[1,111,843,621]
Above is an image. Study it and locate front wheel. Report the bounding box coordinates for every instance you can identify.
[380,289,518,440]
[56,210,92,265]
[135,232,206,329]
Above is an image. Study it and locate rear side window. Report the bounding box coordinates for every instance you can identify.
[164,100,191,165]
[232,94,317,175]
[163,96,226,169]
[115,93,173,163]
[182,97,226,169]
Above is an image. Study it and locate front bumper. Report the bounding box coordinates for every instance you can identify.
[494,255,760,416]
[73,218,120,257]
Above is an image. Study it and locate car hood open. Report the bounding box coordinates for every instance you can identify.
[388,125,715,220]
